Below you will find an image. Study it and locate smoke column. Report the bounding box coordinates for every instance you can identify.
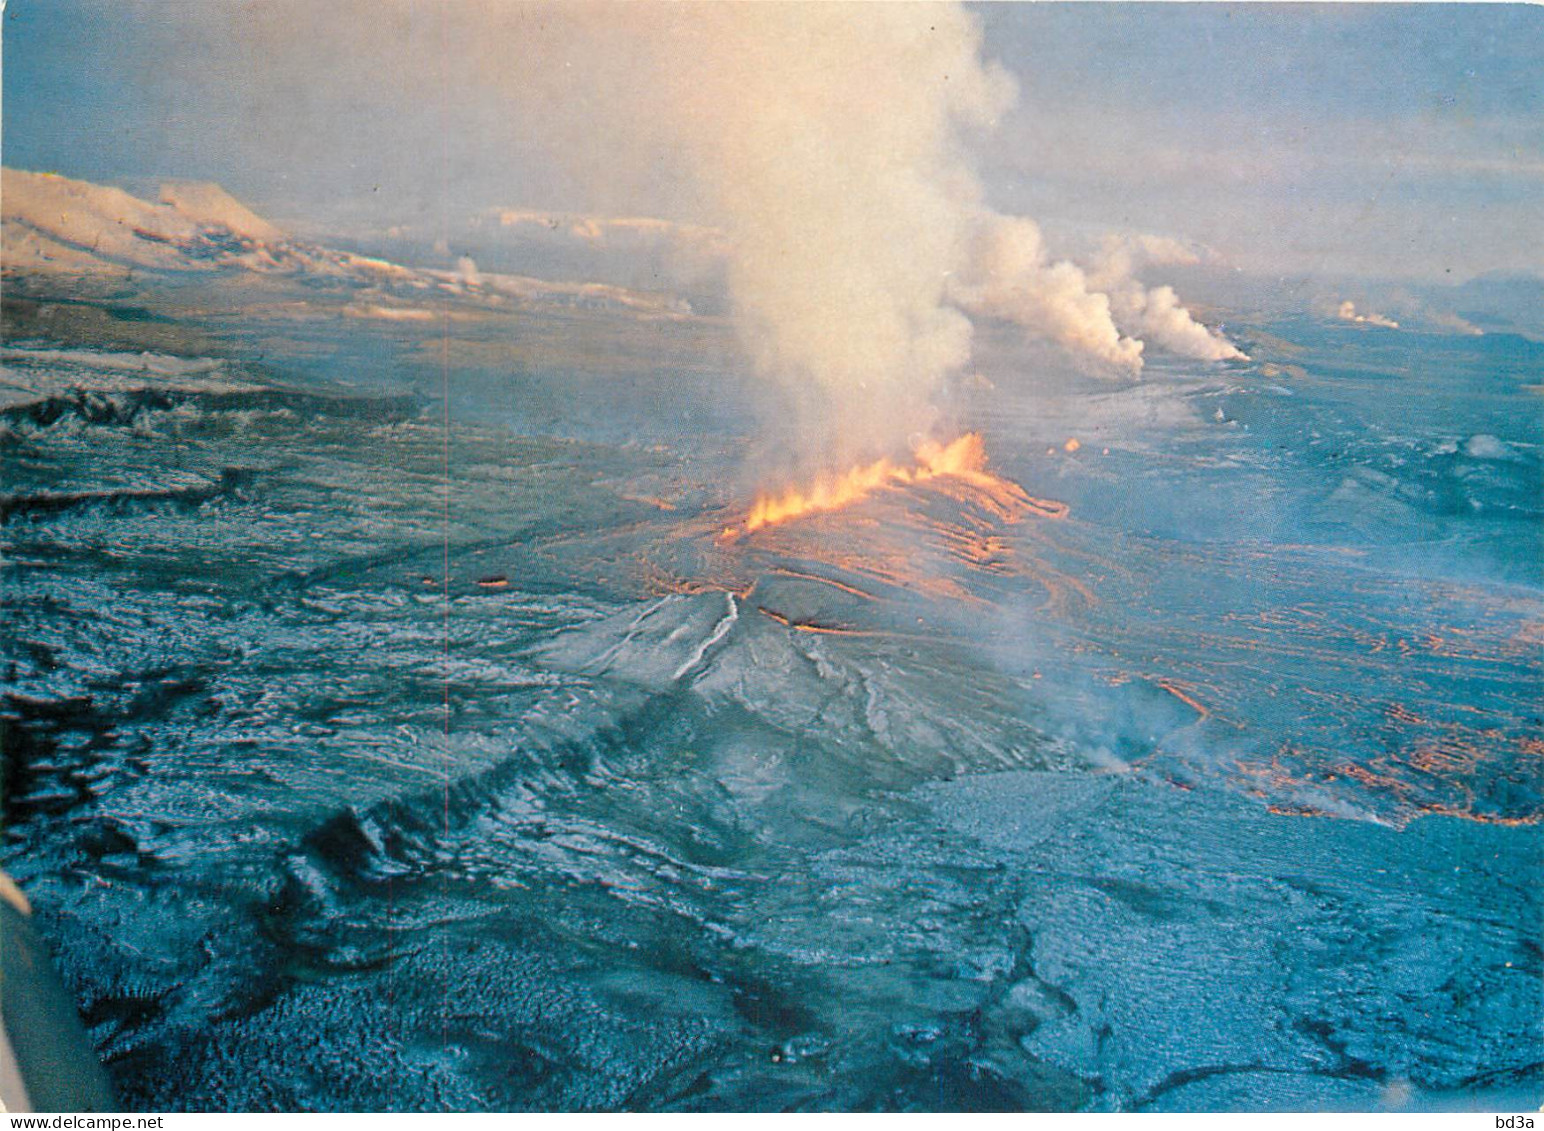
[220,1,1246,460]
[530,3,1018,462]
[952,215,1146,373]
[1088,235,1248,362]
[498,3,1245,457]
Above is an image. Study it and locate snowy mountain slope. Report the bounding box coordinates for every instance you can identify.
[1,168,693,318]
[155,179,286,244]
[2,168,281,273]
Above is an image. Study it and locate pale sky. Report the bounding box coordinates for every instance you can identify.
[4,1,1540,282]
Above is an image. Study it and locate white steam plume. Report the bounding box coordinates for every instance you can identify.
[1089,234,1248,362]
[952,215,1145,373]
[1338,300,1400,329]
[513,3,1016,461]
[474,4,1246,445]
[228,2,1248,452]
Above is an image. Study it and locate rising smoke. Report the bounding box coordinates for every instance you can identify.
[1088,235,1249,362]
[525,3,1016,460]
[951,215,1146,373]
[1337,300,1400,329]
[492,3,1244,460]
[210,1,1245,461]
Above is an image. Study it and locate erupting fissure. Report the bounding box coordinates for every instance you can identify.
[725,433,1057,539]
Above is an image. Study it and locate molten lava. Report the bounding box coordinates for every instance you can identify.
[729,432,1064,538]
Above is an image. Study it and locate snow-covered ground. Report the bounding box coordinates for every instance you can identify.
[1,174,1540,1112]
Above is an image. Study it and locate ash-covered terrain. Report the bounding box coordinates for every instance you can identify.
[2,172,1541,1112]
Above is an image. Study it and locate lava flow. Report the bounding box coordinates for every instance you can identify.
[723,433,1068,540]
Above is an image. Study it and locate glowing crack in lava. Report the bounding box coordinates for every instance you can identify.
[725,432,1068,539]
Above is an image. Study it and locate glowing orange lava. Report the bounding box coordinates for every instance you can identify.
[728,433,1061,538]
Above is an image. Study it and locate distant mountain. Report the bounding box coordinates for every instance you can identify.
[316,204,734,316]
[3,168,302,275]
[1,169,692,318]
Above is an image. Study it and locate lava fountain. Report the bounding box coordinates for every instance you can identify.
[723,433,1069,541]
